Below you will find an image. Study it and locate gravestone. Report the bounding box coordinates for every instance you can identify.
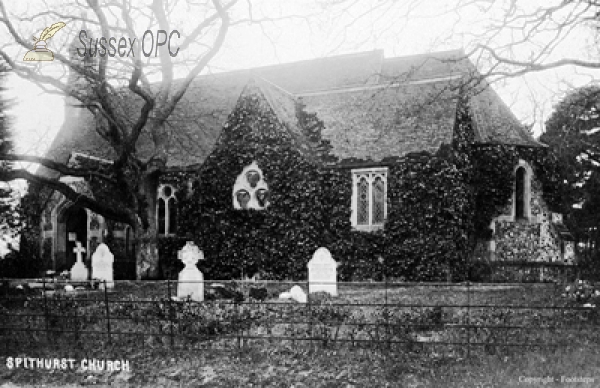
[92,243,114,289]
[177,241,204,301]
[70,241,88,281]
[290,285,307,303]
[308,247,337,296]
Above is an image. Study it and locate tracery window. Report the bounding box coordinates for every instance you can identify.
[515,167,526,220]
[352,168,388,231]
[157,184,177,235]
[233,162,270,210]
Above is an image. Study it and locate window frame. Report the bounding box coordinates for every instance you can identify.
[351,167,388,232]
[156,184,177,236]
[512,160,532,222]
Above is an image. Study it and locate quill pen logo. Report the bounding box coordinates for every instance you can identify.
[23,22,66,62]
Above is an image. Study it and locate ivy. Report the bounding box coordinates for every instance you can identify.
[156,92,565,281]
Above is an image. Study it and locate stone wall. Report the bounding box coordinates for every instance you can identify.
[493,170,569,265]
[489,263,578,283]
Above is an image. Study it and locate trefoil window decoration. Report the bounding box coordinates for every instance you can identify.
[233,161,270,210]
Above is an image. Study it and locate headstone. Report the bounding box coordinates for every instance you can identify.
[307,247,338,296]
[92,243,115,289]
[290,285,307,303]
[177,241,204,301]
[71,241,88,281]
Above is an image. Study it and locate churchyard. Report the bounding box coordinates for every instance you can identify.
[2,242,600,386]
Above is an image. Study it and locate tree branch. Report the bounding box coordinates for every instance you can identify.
[168,0,231,111]
[0,169,131,224]
[1,154,117,183]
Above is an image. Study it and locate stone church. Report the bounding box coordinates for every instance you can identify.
[34,43,575,280]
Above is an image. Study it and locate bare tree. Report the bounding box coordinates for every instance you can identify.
[315,1,600,77]
[0,0,308,279]
[304,0,600,132]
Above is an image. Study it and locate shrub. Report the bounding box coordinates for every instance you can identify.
[562,280,600,305]
[0,251,48,278]
[467,258,493,282]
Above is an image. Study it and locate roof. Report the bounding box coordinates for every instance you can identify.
[42,49,542,173]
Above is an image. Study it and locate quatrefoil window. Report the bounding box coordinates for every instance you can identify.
[233,162,270,210]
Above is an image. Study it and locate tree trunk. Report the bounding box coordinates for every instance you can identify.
[135,226,160,280]
[134,173,160,280]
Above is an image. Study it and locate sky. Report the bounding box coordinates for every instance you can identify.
[1,0,600,254]
[4,0,599,157]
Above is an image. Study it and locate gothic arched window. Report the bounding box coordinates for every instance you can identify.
[157,184,177,235]
[512,160,533,222]
[352,168,388,231]
[357,177,369,225]
[515,166,526,220]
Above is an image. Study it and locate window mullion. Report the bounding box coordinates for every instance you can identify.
[368,174,373,227]
[165,197,170,235]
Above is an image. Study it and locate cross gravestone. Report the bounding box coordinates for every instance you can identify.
[177,241,204,301]
[92,243,114,289]
[308,247,337,296]
[70,241,88,281]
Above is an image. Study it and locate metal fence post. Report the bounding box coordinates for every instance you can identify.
[307,278,312,346]
[237,298,243,349]
[167,279,174,348]
[466,280,471,359]
[42,277,49,343]
[385,273,390,352]
[103,280,111,344]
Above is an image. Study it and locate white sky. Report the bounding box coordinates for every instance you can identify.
[3,0,600,159]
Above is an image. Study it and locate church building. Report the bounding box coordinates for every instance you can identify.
[33,45,575,281]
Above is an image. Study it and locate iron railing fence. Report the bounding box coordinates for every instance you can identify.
[1,278,598,358]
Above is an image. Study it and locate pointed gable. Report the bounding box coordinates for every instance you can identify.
[42,49,543,173]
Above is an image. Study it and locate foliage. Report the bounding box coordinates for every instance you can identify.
[13,185,49,264]
[157,236,187,279]
[562,280,600,306]
[109,295,266,342]
[162,89,566,281]
[467,257,493,282]
[0,250,48,278]
[542,85,600,252]
[0,61,19,253]
[577,250,600,282]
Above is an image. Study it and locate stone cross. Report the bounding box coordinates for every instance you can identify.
[177,241,204,301]
[92,243,114,289]
[70,241,88,281]
[308,247,338,296]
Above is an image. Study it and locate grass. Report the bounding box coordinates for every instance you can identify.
[1,280,599,387]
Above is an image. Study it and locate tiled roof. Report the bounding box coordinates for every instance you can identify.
[469,84,546,147]
[41,49,542,173]
[300,79,461,163]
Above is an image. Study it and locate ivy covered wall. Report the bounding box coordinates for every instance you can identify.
[158,86,482,281]
[493,175,570,264]
[156,85,568,281]
[23,83,567,282]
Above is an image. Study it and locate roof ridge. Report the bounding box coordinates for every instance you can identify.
[382,48,465,63]
[210,49,384,76]
[253,76,295,97]
[296,74,463,97]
